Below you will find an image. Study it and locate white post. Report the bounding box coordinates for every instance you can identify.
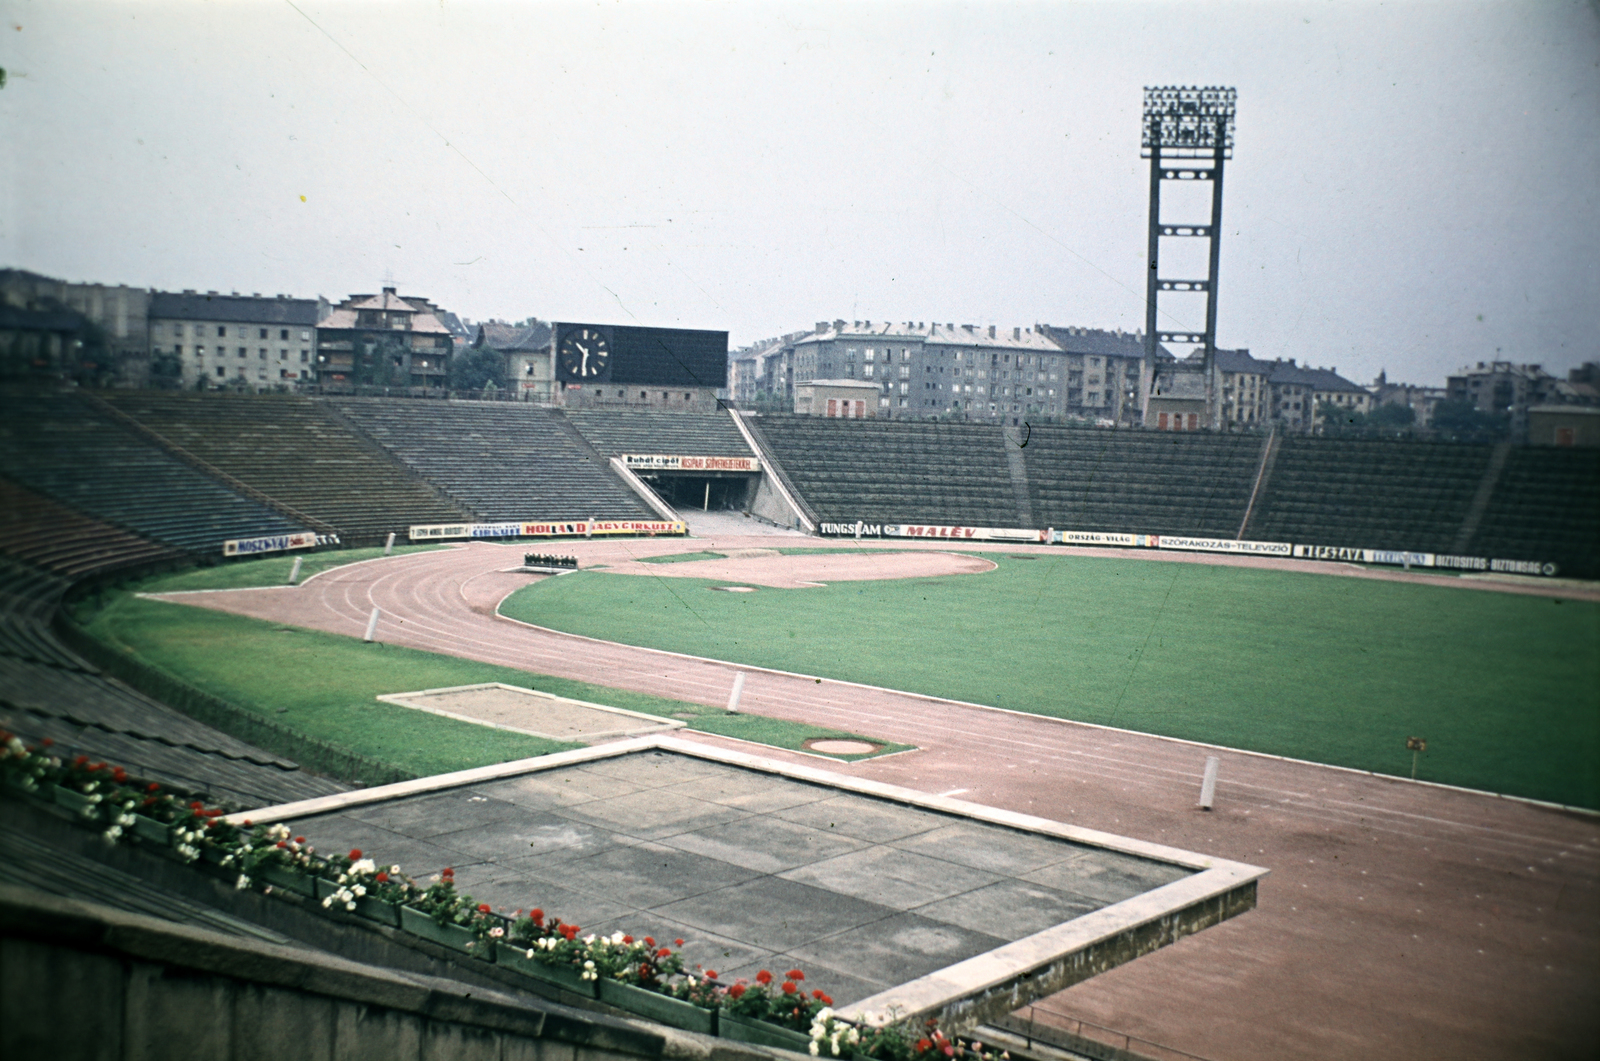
[1199,756,1220,810]
[703,482,710,511]
[363,607,380,643]
[286,556,303,585]
[726,672,745,714]
[586,517,595,540]
[384,532,396,556]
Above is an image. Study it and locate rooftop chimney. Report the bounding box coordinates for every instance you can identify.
[816,321,829,333]
[834,320,845,331]
[1013,326,1021,340]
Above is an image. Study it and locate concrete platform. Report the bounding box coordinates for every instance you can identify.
[233,737,1265,1033]
[375,683,684,742]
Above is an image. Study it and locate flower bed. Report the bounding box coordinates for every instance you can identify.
[0,730,1009,1061]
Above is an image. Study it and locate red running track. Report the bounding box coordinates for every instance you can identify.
[160,539,1600,1061]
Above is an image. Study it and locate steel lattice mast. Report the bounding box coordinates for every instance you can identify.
[1139,86,1237,428]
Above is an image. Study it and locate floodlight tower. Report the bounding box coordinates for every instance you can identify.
[1140,86,1237,428]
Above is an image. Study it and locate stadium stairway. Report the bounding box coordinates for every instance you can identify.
[97,390,471,546]
[325,397,657,522]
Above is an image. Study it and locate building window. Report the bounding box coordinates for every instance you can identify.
[215,366,225,377]
[217,326,226,337]
[238,347,246,358]
[301,330,310,341]
[863,364,874,378]
[300,350,308,362]
[259,348,267,360]
[280,329,289,340]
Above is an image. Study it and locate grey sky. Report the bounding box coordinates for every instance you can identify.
[2,0,1596,385]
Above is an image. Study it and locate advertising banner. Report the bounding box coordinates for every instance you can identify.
[819,521,888,538]
[1490,558,1558,576]
[1433,554,1490,571]
[222,531,318,557]
[621,454,761,473]
[1052,531,1158,548]
[1294,544,1436,567]
[1157,536,1293,557]
[410,520,686,541]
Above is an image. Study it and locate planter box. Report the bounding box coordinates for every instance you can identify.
[719,1012,814,1054]
[494,942,598,998]
[256,862,317,897]
[400,906,490,959]
[52,785,101,819]
[312,879,399,925]
[131,815,173,845]
[599,979,717,1035]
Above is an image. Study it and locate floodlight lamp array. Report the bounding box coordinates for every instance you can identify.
[1142,86,1237,158]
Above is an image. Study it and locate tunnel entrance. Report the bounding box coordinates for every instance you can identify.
[638,473,753,512]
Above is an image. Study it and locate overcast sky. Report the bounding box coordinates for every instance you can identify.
[3,1,1596,384]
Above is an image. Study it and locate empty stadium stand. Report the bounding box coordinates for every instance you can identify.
[0,387,309,554]
[752,415,1022,526]
[565,408,755,458]
[1250,437,1494,554]
[326,398,655,521]
[1022,426,1261,537]
[0,477,185,580]
[1468,446,1600,577]
[98,391,470,544]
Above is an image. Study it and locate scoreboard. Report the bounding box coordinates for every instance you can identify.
[553,323,728,388]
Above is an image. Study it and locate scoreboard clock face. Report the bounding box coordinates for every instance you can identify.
[557,325,612,382]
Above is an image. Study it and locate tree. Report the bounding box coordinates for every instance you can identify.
[1430,399,1508,442]
[148,350,183,389]
[449,347,506,393]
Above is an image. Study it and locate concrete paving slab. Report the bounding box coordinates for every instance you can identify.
[578,750,731,788]
[789,911,1011,990]
[524,841,765,910]
[770,793,951,843]
[553,786,757,840]
[340,787,526,838]
[1022,851,1192,905]
[653,875,901,953]
[654,814,870,874]
[421,811,629,863]
[911,879,1102,939]
[780,845,1003,911]
[888,822,1086,876]
[656,771,837,814]
[477,771,646,809]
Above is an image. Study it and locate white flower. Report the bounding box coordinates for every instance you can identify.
[489,926,504,938]
[236,875,251,890]
[102,825,123,844]
[390,864,401,874]
[809,1043,820,1057]
[609,931,626,946]
[6,736,24,755]
[525,948,536,960]
[352,858,376,875]
[352,884,367,898]
[584,934,596,945]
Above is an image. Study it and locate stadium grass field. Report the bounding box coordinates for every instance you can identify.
[499,550,1600,809]
[78,569,907,777]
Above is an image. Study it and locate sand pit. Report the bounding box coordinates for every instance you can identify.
[375,682,683,742]
[594,549,996,589]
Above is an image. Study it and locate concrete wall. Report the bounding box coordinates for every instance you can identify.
[0,884,670,1061]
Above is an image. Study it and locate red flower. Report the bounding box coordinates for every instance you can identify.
[90,761,107,772]
[41,738,53,747]
[477,903,491,914]
[530,908,544,925]
[728,984,747,1000]
[242,819,252,827]
[146,782,159,792]
[112,767,127,783]
[622,935,634,944]
[142,796,156,806]
[644,936,656,948]
[657,948,671,959]
[917,1040,932,1053]
[293,836,306,844]
[786,969,804,982]
[674,938,684,947]
[74,755,88,767]
[441,867,454,880]
[349,848,363,860]
[755,970,773,985]
[705,970,718,980]
[276,840,287,848]
[376,872,389,883]
[781,981,797,995]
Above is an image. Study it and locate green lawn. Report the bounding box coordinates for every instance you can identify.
[125,544,450,593]
[85,588,905,776]
[499,553,1600,808]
